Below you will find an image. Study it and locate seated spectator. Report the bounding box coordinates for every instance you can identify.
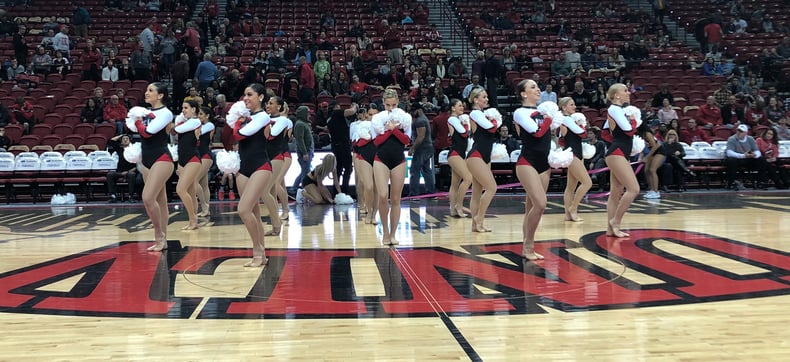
[81,98,103,124]
[697,96,722,127]
[570,81,592,109]
[0,126,9,151]
[651,85,674,108]
[0,103,10,127]
[103,95,127,134]
[771,37,790,59]
[550,53,572,78]
[764,96,785,125]
[106,134,141,202]
[539,84,557,105]
[29,46,52,75]
[6,59,25,80]
[681,119,711,144]
[774,116,790,141]
[495,125,520,154]
[657,98,678,125]
[102,60,118,82]
[744,103,768,127]
[756,128,788,189]
[725,124,768,190]
[101,38,119,58]
[40,28,56,50]
[10,97,34,130]
[51,50,70,75]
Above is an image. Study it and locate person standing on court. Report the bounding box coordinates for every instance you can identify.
[465,88,499,233]
[558,97,592,221]
[292,105,314,190]
[408,102,435,197]
[327,101,358,194]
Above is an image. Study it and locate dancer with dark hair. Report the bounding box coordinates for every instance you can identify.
[512,79,553,260]
[264,96,293,223]
[196,105,215,218]
[174,99,203,230]
[446,98,472,217]
[234,83,274,267]
[134,82,175,251]
[558,97,592,221]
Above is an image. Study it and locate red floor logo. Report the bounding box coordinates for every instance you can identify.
[2,229,790,318]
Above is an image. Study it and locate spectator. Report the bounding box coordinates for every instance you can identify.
[193,54,216,91]
[103,95,127,134]
[80,98,103,124]
[725,124,768,190]
[774,116,790,141]
[697,96,722,127]
[495,124,520,154]
[408,102,435,197]
[80,39,103,81]
[292,106,314,189]
[5,59,24,80]
[680,119,710,144]
[550,53,572,78]
[130,41,152,82]
[383,23,403,64]
[651,85,674,108]
[0,126,9,151]
[101,60,118,82]
[106,134,140,202]
[10,97,33,131]
[13,25,28,67]
[51,50,70,76]
[72,6,90,38]
[30,46,52,75]
[483,49,503,107]
[297,55,315,103]
[744,102,768,127]
[703,21,723,52]
[657,98,678,125]
[101,38,119,59]
[570,81,592,109]
[771,37,790,60]
[539,83,558,105]
[52,26,71,58]
[326,101,357,194]
[448,57,468,78]
[756,128,788,189]
[462,75,484,101]
[0,103,10,127]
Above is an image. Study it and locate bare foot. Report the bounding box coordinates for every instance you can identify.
[471,218,491,232]
[181,224,199,230]
[522,246,545,261]
[564,213,584,222]
[455,207,468,218]
[147,240,168,252]
[197,210,209,217]
[243,256,268,267]
[264,228,281,236]
[607,219,630,238]
[280,212,289,220]
[386,238,398,246]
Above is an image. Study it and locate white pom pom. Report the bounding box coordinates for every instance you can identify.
[391,108,411,130]
[125,106,151,133]
[571,112,587,127]
[357,121,372,140]
[371,111,388,135]
[624,105,642,127]
[548,148,574,168]
[334,192,354,204]
[491,143,508,161]
[537,101,559,116]
[582,143,596,159]
[295,188,304,203]
[466,137,474,154]
[226,101,250,128]
[50,194,65,205]
[174,113,186,125]
[483,108,503,124]
[349,121,360,141]
[123,142,142,163]
[631,135,645,156]
[550,111,564,130]
[459,114,471,126]
[168,144,178,162]
[216,150,240,174]
[550,139,557,151]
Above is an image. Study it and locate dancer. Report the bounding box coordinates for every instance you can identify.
[264,96,293,222]
[300,154,341,204]
[371,89,412,244]
[604,83,639,238]
[233,83,274,267]
[174,100,203,230]
[196,105,215,218]
[351,106,377,223]
[133,82,174,251]
[558,97,592,221]
[446,98,473,217]
[465,88,499,232]
[512,79,554,260]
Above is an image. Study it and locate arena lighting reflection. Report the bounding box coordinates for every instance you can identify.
[283,151,426,186]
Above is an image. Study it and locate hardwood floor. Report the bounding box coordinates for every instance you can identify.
[1,191,789,360]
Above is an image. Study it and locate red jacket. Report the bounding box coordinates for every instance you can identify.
[298,63,315,89]
[103,103,127,122]
[697,104,721,126]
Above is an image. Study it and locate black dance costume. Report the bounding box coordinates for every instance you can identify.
[605,104,636,158]
[514,106,551,173]
[234,110,272,178]
[561,117,587,160]
[198,122,215,160]
[265,115,292,161]
[175,117,201,167]
[136,106,174,169]
[466,109,498,163]
[448,115,469,158]
[300,172,318,188]
[373,120,411,170]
